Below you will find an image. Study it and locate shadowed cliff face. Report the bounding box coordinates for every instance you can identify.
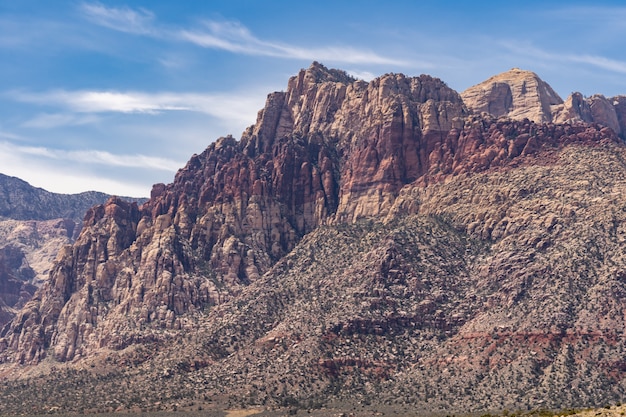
[0,247,36,327]
[0,63,625,414]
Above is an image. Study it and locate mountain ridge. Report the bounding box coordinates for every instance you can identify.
[0,62,625,414]
[0,172,137,223]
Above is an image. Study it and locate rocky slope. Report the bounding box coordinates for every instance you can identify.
[0,63,625,414]
[0,175,145,327]
[462,68,626,139]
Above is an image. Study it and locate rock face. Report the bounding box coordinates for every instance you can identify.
[0,175,145,329]
[0,218,76,286]
[1,62,476,364]
[0,62,626,414]
[463,69,626,140]
[461,68,563,123]
[0,246,36,327]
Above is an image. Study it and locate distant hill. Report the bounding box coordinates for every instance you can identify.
[0,173,145,223]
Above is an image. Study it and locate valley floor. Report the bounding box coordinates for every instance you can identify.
[5,402,626,417]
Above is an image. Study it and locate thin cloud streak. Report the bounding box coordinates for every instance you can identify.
[0,130,23,140]
[565,54,626,75]
[2,140,181,172]
[8,89,264,125]
[500,41,626,75]
[22,113,101,129]
[79,2,412,67]
[179,21,410,66]
[0,140,174,196]
[79,2,155,35]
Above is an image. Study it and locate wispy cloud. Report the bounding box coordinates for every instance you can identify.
[7,89,264,125]
[346,69,376,81]
[500,41,626,75]
[179,20,409,66]
[21,113,101,129]
[565,54,626,74]
[78,2,410,66]
[0,130,23,140]
[79,2,155,35]
[1,140,180,172]
[0,139,180,195]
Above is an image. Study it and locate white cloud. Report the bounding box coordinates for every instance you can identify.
[10,143,181,172]
[79,2,409,67]
[79,2,155,35]
[7,89,265,126]
[179,20,409,66]
[500,41,626,75]
[0,140,164,196]
[564,54,626,74]
[346,70,376,81]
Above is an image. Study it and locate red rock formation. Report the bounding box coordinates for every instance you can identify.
[0,63,619,367]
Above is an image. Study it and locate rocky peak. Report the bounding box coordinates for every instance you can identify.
[302,61,356,85]
[2,63,626,414]
[464,69,626,139]
[545,92,625,140]
[461,68,563,123]
[552,92,594,124]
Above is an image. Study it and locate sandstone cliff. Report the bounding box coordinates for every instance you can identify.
[0,63,625,414]
[463,68,626,139]
[461,68,563,123]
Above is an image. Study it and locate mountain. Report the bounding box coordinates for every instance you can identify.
[0,63,625,415]
[0,173,113,223]
[462,67,626,140]
[0,174,146,327]
[461,68,563,123]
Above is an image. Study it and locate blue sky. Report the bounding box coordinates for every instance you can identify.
[1,1,625,197]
